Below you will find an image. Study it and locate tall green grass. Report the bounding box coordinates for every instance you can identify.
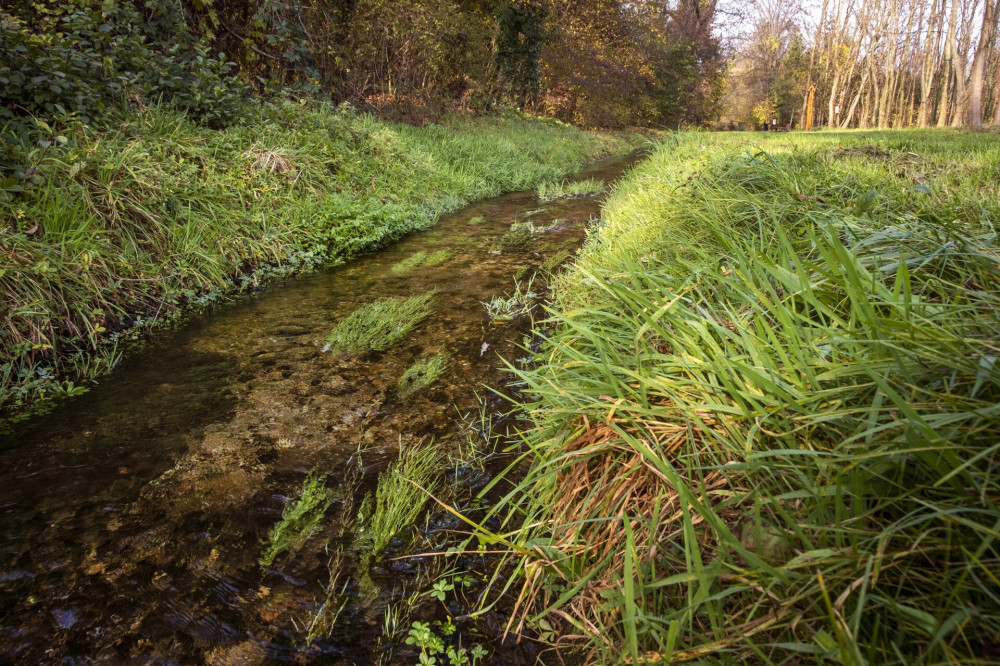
[0,102,636,419]
[490,130,1000,664]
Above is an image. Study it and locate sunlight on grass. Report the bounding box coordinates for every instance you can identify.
[484,129,1000,665]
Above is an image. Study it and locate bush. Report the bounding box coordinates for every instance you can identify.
[0,2,247,128]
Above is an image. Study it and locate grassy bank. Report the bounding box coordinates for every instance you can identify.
[0,102,635,419]
[494,130,1000,663]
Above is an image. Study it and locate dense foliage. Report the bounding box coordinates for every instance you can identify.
[0,0,722,128]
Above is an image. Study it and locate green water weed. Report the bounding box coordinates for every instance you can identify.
[260,466,332,568]
[481,275,539,321]
[326,291,434,353]
[422,250,452,267]
[398,350,449,398]
[389,251,428,275]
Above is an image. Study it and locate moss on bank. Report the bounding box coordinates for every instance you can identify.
[0,102,636,420]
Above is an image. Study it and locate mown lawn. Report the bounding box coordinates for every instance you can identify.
[492,129,1000,664]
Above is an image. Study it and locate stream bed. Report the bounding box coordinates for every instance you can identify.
[0,154,638,664]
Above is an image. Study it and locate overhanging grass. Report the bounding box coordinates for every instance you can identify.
[489,129,1000,664]
[0,102,637,419]
[326,291,434,354]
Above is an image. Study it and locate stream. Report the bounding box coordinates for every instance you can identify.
[0,154,638,664]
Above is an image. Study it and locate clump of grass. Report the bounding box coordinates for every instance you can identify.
[481,275,539,321]
[389,251,428,275]
[492,220,535,252]
[422,250,451,267]
[488,131,1000,664]
[493,218,559,253]
[398,350,449,398]
[326,291,434,353]
[356,442,442,556]
[537,177,605,201]
[260,467,332,568]
[539,248,572,273]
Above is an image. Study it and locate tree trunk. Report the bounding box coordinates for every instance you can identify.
[937,0,959,127]
[970,0,1000,128]
[919,0,944,126]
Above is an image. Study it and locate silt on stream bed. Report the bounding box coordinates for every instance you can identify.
[0,154,639,664]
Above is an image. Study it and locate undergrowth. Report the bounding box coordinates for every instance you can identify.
[486,129,1000,664]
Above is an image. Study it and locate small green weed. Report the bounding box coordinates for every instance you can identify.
[481,275,539,321]
[492,219,558,252]
[296,549,349,644]
[540,248,571,273]
[355,442,442,556]
[398,350,449,398]
[537,177,605,201]
[260,467,332,568]
[326,291,434,353]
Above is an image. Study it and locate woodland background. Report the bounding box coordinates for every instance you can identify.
[2,0,1000,131]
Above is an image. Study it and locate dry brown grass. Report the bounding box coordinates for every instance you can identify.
[510,405,742,650]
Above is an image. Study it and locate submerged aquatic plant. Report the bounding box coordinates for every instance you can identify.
[389,251,428,275]
[537,177,605,201]
[482,275,539,321]
[326,291,434,353]
[398,350,449,398]
[492,218,559,253]
[297,549,350,645]
[389,250,451,277]
[356,442,442,556]
[422,250,452,267]
[260,467,332,568]
[540,248,572,273]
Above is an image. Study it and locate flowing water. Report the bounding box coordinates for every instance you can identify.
[0,154,638,664]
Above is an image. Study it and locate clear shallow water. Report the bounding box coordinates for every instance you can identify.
[0,155,638,664]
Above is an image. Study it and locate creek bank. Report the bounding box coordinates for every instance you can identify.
[487,129,1000,664]
[0,102,638,422]
[0,153,642,663]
